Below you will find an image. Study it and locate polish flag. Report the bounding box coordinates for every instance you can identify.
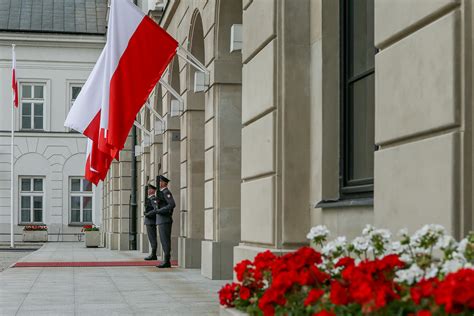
[84,139,101,185]
[65,0,178,181]
[12,45,18,107]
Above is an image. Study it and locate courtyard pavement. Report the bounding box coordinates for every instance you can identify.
[0,243,229,315]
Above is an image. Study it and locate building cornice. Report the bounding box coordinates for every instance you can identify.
[0,32,106,48]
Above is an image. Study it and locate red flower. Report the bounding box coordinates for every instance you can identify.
[239,286,251,300]
[416,311,432,316]
[234,259,252,282]
[434,268,474,314]
[330,280,349,305]
[313,311,335,316]
[218,282,239,307]
[411,278,439,305]
[304,288,325,306]
[335,256,355,268]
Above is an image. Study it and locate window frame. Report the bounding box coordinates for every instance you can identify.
[67,82,84,133]
[20,83,46,131]
[69,177,93,225]
[340,0,375,197]
[19,177,45,224]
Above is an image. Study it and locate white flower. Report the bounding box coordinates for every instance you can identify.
[436,235,457,250]
[395,264,424,285]
[400,253,413,264]
[322,236,347,256]
[306,225,330,241]
[362,224,375,236]
[398,228,409,237]
[458,239,468,254]
[441,259,464,275]
[352,236,369,252]
[425,263,439,279]
[373,228,391,240]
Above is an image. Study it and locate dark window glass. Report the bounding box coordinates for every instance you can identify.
[33,179,43,192]
[72,86,82,100]
[71,179,81,192]
[21,179,31,192]
[34,85,43,99]
[21,209,30,222]
[341,0,375,194]
[22,85,31,98]
[83,179,92,192]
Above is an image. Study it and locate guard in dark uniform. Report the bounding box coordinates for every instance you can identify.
[145,175,175,268]
[144,184,158,260]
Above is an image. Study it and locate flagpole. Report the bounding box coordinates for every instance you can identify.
[10,44,15,248]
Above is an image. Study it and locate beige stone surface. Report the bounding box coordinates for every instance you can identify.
[242,40,275,124]
[375,0,459,47]
[241,176,275,244]
[205,118,214,150]
[374,133,459,235]
[376,11,460,144]
[242,112,275,179]
[180,161,187,189]
[205,148,214,181]
[204,209,214,240]
[205,179,214,209]
[242,0,275,61]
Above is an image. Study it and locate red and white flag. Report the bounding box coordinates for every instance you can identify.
[12,45,18,108]
[65,0,178,183]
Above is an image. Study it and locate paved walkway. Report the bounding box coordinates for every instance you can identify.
[0,243,228,316]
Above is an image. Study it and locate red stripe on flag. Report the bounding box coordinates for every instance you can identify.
[12,69,18,107]
[105,16,177,152]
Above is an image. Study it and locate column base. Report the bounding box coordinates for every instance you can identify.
[201,240,238,280]
[178,237,202,268]
[233,244,297,266]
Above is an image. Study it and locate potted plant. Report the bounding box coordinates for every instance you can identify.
[22,225,48,242]
[82,224,100,247]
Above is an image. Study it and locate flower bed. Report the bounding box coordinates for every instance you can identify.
[219,225,474,315]
[81,224,99,232]
[23,225,48,231]
[82,225,100,247]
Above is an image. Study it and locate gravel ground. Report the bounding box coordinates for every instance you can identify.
[0,250,33,272]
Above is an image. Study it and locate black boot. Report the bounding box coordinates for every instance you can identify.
[144,249,157,261]
[157,255,171,268]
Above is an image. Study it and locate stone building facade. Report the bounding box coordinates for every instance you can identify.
[101,0,474,280]
[0,0,106,242]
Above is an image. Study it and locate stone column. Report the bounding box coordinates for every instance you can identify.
[373,0,473,238]
[200,0,243,280]
[234,0,311,263]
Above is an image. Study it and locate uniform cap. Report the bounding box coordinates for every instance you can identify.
[158,175,170,183]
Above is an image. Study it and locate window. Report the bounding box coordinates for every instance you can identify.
[20,178,44,223]
[70,178,93,224]
[68,84,83,133]
[21,84,45,130]
[341,0,375,195]
[70,84,82,108]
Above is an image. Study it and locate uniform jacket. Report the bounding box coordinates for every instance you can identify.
[146,187,175,225]
[144,195,158,225]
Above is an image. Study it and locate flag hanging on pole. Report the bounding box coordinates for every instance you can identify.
[64,0,178,183]
[12,45,18,107]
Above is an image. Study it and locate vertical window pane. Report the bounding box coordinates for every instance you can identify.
[34,103,43,116]
[21,179,31,192]
[22,116,31,129]
[22,85,31,98]
[21,209,30,222]
[71,196,80,209]
[71,179,81,192]
[34,85,43,99]
[33,196,42,210]
[349,0,375,77]
[348,74,375,181]
[72,86,82,100]
[71,209,81,222]
[83,179,92,192]
[83,210,92,222]
[33,209,42,222]
[34,116,43,130]
[83,196,92,210]
[21,196,30,209]
[33,179,43,192]
[22,103,31,115]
